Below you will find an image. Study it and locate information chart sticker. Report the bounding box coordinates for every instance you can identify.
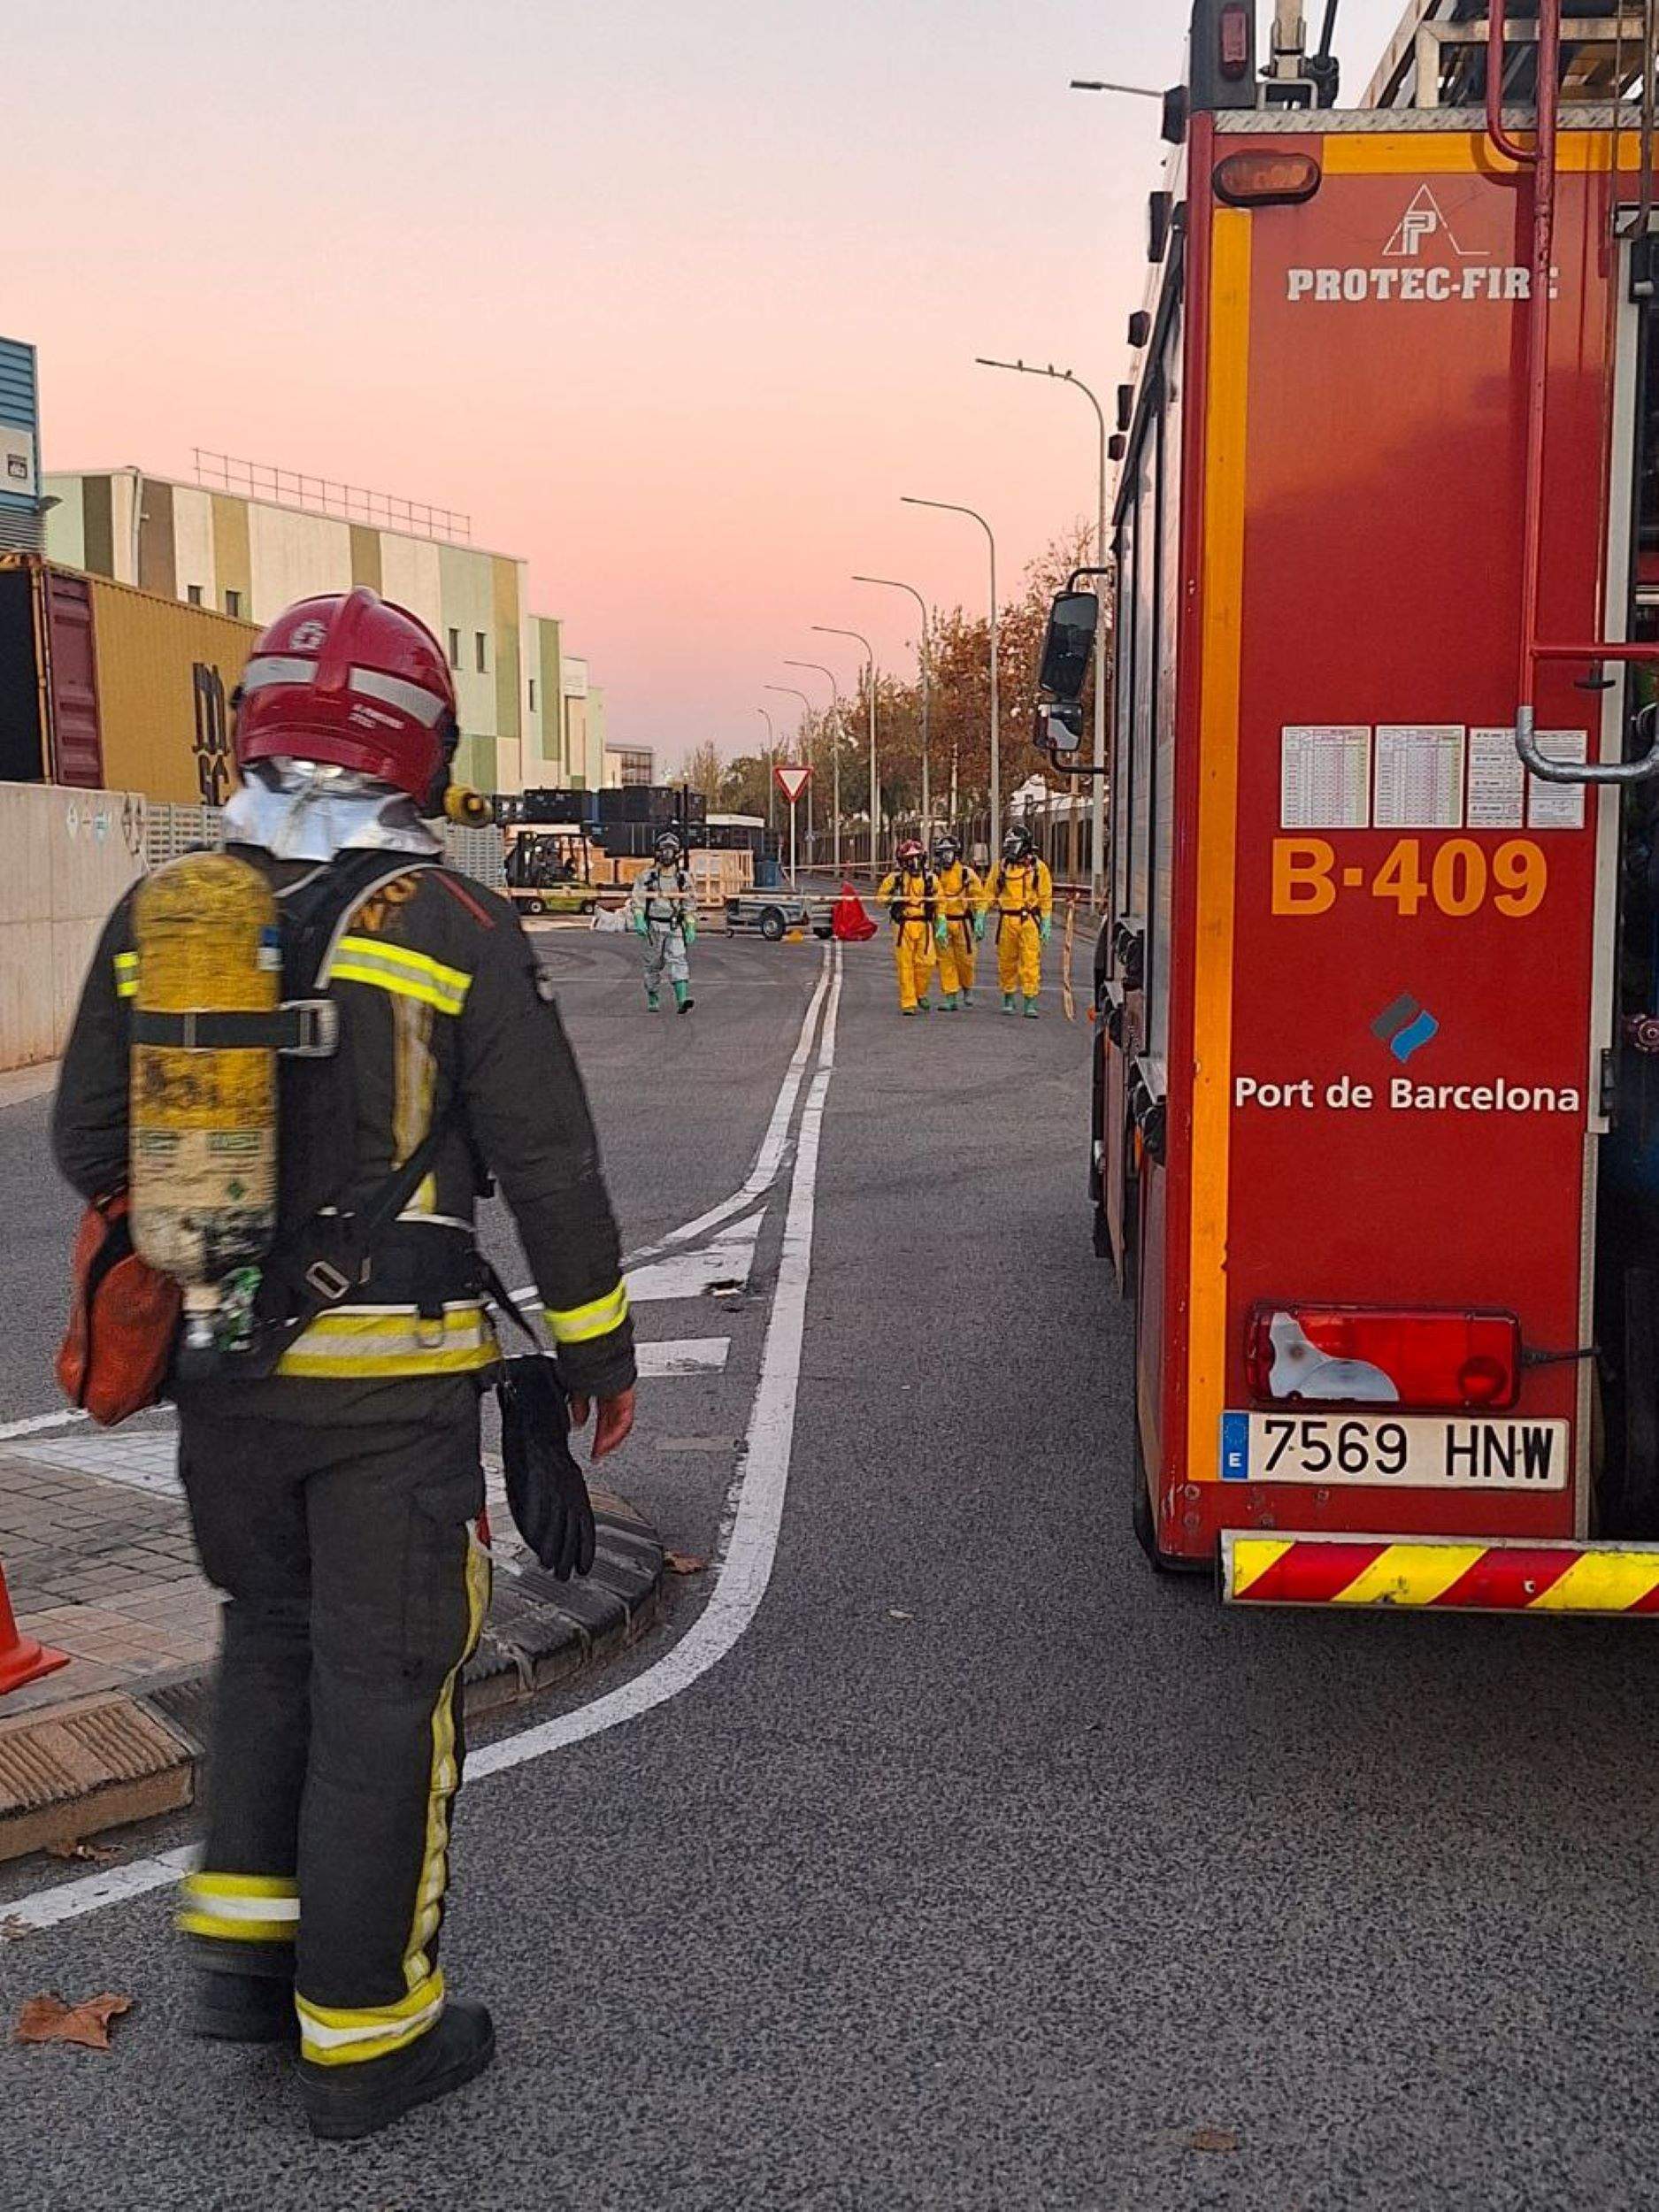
[1467,727,1525,829]
[1525,731,1587,830]
[1374,725,1466,829]
[1280,726,1371,829]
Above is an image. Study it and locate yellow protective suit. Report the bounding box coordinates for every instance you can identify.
[933,861,987,1006]
[984,856,1054,1010]
[875,865,939,1013]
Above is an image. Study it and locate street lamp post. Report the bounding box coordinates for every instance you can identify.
[811,627,877,874]
[901,496,999,865]
[851,576,932,846]
[976,357,1110,907]
[785,659,842,872]
[756,707,777,834]
[764,685,813,887]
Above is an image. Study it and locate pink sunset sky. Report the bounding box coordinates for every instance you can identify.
[15,0,1406,764]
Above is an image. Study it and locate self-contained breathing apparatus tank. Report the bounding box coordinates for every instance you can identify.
[128,851,337,1369]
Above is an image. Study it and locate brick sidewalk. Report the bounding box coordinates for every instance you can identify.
[0,1433,220,1715]
[0,1418,666,1859]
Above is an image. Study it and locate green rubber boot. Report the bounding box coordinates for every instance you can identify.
[673,981,694,1014]
[1002,994,1017,1016]
[916,998,932,1013]
[940,995,958,1012]
[1023,996,1040,1018]
[961,990,973,1008]
[646,991,660,1012]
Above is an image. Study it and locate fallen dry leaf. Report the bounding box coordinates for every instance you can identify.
[0,1917,27,1945]
[887,1608,915,1623]
[664,1552,709,1575]
[13,1993,131,2051]
[45,1839,119,1864]
[1188,2128,1240,2154]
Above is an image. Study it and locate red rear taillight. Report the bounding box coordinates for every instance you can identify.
[1219,4,1252,76]
[1245,1306,1522,1412]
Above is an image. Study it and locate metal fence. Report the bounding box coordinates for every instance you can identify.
[191,450,472,545]
[142,803,505,890]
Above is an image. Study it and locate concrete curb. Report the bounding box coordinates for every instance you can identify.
[0,1491,664,1864]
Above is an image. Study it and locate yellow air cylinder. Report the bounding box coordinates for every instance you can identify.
[129,853,281,1348]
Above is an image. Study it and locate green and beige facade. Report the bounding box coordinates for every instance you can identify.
[44,469,604,797]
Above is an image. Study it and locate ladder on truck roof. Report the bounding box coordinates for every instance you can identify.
[1463,0,1659,787]
[1366,0,1652,110]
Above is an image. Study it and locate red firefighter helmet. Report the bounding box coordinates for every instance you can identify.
[897,838,926,864]
[234,588,458,803]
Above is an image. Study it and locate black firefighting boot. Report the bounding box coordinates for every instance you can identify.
[300,2000,496,2141]
[192,1969,296,2044]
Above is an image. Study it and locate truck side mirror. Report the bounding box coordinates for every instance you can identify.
[1037,589,1098,705]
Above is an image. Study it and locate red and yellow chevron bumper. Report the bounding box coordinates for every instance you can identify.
[1222,1532,1659,1615]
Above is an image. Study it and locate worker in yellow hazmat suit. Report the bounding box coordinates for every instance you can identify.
[875,840,940,1016]
[983,826,1054,1018]
[930,833,987,1011]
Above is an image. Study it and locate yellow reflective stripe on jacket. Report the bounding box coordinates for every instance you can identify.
[277,1302,498,1379]
[297,1970,447,2067]
[113,951,138,1001]
[326,936,472,1018]
[177,1870,299,1945]
[544,1280,629,1346]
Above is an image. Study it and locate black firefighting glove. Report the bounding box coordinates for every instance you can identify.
[496,1353,597,1580]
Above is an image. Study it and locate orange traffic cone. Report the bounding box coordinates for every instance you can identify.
[0,1557,67,1698]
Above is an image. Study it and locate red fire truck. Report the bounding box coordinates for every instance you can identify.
[1037,0,1659,1611]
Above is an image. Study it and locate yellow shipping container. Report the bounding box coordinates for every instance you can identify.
[88,574,257,806]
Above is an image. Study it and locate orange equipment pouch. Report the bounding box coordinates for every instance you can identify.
[57,1192,181,1427]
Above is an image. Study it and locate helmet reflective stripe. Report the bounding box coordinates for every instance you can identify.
[240,655,322,691]
[350,665,450,729]
[239,657,448,730]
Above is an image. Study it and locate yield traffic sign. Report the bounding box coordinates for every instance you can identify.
[773,763,812,805]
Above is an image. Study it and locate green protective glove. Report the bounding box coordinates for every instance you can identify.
[683,916,698,946]
[934,918,949,949]
[973,912,986,941]
[1039,916,1052,946]
[632,912,649,938]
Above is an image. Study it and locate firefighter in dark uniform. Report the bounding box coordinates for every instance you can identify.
[53,589,636,2140]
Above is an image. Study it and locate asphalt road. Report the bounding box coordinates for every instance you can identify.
[7,922,1659,2208]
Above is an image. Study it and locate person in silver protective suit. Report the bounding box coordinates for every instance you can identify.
[627,830,697,1013]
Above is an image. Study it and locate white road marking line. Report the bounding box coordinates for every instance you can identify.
[622,1214,764,1304]
[636,1339,730,1377]
[6,1843,198,1933]
[622,946,831,1263]
[0,946,840,1934]
[468,941,841,1778]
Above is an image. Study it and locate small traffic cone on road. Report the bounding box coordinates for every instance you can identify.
[0,1556,68,1698]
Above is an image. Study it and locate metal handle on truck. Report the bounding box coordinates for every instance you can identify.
[1514,703,1659,787]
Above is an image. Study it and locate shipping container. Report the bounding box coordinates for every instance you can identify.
[0,556,256,803]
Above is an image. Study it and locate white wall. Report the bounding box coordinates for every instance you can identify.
[247,504,353,622]
[380,534,444,639]
[42,475,86,571]
[171,486,218,607]
[0,784,147,1071]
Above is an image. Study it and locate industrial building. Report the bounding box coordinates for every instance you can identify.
[42,452,610,797]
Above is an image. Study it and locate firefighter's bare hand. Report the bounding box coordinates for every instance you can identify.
[569,1387,635,1461]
